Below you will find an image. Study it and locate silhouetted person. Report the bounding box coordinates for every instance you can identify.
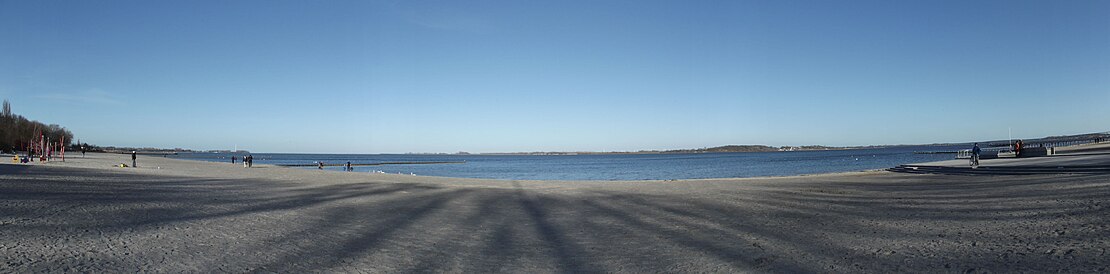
[246,155,253,168]
[318,161,324,170]
[131,151,137,168]
[970,143,981,167]
[232,156,236,164]
[346,161,352,172]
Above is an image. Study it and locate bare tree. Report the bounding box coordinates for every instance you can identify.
[0,98,75,152]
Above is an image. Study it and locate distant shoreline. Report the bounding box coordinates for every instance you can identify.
[419,144,932,156]
[86,132,1108,156]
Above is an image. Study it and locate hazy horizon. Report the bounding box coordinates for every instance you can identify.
[3,1,1108,154]
[81,130,1109,155]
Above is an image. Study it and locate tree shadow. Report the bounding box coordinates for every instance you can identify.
[2,164,1109,272]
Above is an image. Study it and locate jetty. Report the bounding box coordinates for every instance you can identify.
[891,141,1110,175]
[277,161,465,167]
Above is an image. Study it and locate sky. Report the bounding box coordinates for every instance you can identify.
[1,0,1108,153]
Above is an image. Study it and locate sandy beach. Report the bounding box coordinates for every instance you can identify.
[2,149,1109,273]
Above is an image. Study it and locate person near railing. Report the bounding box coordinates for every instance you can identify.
[970,143,981,167]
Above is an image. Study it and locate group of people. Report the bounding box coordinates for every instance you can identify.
[232,155,254,168]
[969,139,1027,167]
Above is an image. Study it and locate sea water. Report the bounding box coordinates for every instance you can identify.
[170,145,965,180]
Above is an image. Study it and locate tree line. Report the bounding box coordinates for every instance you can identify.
[0,99,75,153]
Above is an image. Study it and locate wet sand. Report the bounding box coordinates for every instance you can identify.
[1,151,1108,272]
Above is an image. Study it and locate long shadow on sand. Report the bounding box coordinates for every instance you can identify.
[2,165,1108,272]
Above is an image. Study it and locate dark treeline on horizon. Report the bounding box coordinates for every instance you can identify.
[0,99,74,153]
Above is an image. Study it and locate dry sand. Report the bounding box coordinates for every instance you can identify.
[1,151,1108,273]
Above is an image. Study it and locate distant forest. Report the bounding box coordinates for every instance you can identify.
[0,100,75,153]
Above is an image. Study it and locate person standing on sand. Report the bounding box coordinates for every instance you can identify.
[1019,140,1025,157]
[318,161,324,169]
[346,161,352,172]
[247,155,253,168]
[232,156,236,164]
[971,143,981,167]
[131,151,137,168]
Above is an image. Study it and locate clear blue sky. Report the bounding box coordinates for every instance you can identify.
[2,0,1107,153]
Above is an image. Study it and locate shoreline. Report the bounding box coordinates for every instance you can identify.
[156,153,927,182]
[8,139,1107,182]
[4,151,885,184]
[109,139,1105,182]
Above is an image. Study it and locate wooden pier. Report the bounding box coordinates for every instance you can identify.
[277,161,465,167]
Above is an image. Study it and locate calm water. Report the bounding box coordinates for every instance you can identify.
[169,145,964,180]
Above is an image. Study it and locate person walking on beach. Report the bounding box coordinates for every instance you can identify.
[1019,140,1025,157]
[246,155,253,168]
[346,161,352,172]
[1014,140,1024,158]
[970,143,981,167]
[232,156,236,164]
[318,161,324,170]
[131,151,137,168]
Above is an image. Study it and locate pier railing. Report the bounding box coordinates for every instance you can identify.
[956,147,1011,159]
[1026,137,1110,149]
[955,137,1109,159]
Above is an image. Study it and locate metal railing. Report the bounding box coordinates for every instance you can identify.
[956,147,1010,159]
[1028,138,1110,149]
